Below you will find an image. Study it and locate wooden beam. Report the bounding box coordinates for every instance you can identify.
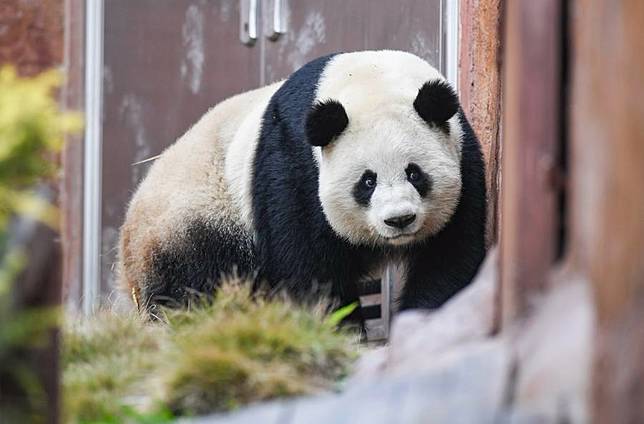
[459,0,504,246]
[569,1,644,421]
[500,0,563,324]
[60,0,84,309]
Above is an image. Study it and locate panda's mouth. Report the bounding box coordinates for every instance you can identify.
[384,230,419,242]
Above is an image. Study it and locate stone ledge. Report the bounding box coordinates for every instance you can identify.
[187,338,511,424]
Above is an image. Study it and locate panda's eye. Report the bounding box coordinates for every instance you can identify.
[405,163,431,198]
[406,163,425,184]
[408,171,420,182]
[353,170,377,206]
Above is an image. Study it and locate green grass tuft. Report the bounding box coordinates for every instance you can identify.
[63,281,359,422]
[63,313,164,423]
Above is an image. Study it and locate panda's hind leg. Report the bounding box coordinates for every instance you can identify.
[140,218,256,311]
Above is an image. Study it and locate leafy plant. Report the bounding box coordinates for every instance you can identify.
[0,66,81,232]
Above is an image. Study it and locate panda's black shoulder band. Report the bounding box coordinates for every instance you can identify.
[413,79,459,126]
[305,100,349,147]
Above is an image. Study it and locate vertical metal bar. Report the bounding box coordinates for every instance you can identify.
[444,0,460,91]
[249,0,258,40]
[381,265,392,339]
[240,0,258,46]
[83,0,104,314]
[266,0,287,41]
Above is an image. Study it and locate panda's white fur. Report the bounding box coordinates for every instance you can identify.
[313,51,464,246]
[118,50,486,315]
[119,82,282,297]
[224,81,284,231]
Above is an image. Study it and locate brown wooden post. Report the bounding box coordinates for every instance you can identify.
[60,0,84,309]
[459,0,504,247]
[499,0,563,325]
[569,1,644,422]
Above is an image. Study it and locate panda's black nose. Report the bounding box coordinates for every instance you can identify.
[384,214,416,229]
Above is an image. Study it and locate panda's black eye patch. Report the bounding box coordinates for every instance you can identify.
[353,170,377,206]
[406,163,431,197]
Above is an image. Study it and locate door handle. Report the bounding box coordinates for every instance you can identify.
[266,0,287,41]
[240,0,258,46]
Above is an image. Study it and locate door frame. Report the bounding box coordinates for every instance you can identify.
[82,0,104,313]
[444,0,459,90]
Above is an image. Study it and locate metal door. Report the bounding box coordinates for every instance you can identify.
[262,0,446,83]
[94,0,260,305]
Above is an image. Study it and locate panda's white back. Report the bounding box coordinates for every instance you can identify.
[118,81,282,298]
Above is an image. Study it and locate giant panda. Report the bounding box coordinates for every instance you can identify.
[118,50,487,321]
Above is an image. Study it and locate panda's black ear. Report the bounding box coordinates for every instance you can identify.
[305,100,349,147]
[413,80,459,125]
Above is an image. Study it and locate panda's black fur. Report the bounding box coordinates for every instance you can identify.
[146,221,256,308]
[252,54,379,322]
[123,51,487,321]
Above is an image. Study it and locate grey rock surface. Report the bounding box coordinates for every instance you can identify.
[189,339,511,424]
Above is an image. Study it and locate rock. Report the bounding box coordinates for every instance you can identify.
[510,276,593,423]
[191,338,512,424]
[180,401,293,424]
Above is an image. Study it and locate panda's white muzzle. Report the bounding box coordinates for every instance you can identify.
[370,184,424,243]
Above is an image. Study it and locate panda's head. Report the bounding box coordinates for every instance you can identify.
[306,52,463,247]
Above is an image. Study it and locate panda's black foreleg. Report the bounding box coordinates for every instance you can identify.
[399,242,483,310]
[399,196,486,310]
[271,274,368,336]
[142,219,256,311]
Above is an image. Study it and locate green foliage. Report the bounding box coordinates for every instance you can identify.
[325,301,359,328]
[63,281,359,423]
[0,66,82,231]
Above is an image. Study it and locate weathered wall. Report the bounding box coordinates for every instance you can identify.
[0,0,63,75]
